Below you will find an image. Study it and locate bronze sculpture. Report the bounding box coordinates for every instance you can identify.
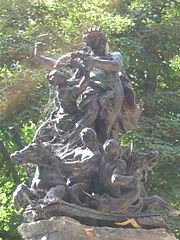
[11,27,179,231]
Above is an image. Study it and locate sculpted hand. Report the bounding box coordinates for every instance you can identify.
[34,42,45,57]
[133,169,143,181]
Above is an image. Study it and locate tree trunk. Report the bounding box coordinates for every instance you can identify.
[143,72,157,117]
[0,140,21,184]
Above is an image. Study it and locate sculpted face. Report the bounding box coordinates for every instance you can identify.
[83,31,107,56]
[80,128,97,146]
[46,70,67,86]
[103,139,120,159]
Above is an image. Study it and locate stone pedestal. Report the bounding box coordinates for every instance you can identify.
[18,216,177,240]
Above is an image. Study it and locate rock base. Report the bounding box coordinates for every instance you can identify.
[18,216,177,240]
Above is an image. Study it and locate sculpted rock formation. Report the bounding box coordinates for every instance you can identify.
[18,216,177,240]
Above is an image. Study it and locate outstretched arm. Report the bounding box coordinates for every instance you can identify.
[112,169,143,186]
[111,173,134,186]
[111,160,134,186]
[86,54,122,73]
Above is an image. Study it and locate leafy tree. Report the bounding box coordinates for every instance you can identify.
[0,0,179,239]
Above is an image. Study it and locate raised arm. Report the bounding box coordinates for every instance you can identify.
[72,68,90,97]
[34,42,57,69]
[34,42,74,70]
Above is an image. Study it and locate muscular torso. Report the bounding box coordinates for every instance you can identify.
[89,53,124,112]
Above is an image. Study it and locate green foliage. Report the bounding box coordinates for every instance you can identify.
[0,0,179,239]
[170,55,180,74]
[0,180,23,239]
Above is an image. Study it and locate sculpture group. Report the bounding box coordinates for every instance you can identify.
[11,27,179,230]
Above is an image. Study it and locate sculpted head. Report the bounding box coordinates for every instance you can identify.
[83,27,109,56]
[80,128,98,148]
[46,69,68,86]
[103,139,121,160]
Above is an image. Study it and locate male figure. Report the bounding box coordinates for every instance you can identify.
[94,139,144,214]
[99,139,140,198]
[85,29,144,139]
[34,42,99,142]
[47,66,89,116]
[81,28,124,142]
[32,65,90,142]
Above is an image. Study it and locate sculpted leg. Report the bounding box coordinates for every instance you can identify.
[68,182,89,207]
[142,195,180,216]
